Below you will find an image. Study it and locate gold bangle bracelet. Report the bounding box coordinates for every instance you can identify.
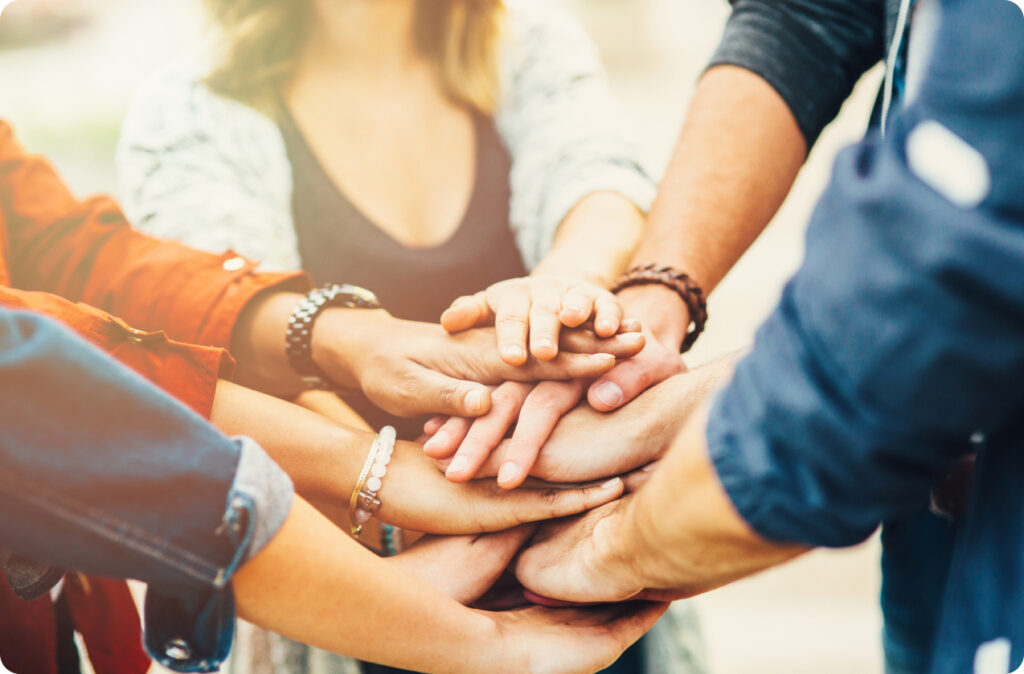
[349,433,380,537]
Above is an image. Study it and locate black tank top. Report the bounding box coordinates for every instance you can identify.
[278,106,528,436]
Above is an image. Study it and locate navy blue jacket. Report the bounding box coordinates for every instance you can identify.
[707,0,1024,670]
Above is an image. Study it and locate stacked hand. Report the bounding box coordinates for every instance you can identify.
[419,281,691,490]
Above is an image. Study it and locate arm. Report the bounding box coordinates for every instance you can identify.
[235,496,667,674]
[3,120,637,419]
[440,1,653,362]
[0,308,661,673]
[207,378,626,534]
[519,0,1024,601]
[589,0,888,411]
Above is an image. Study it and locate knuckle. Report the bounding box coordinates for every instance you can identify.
[440,382,460,409]
[499,314,530,326]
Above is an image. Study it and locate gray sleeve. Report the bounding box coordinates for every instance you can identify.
[708,0,887,148]
[228,436,295,565]
[497,0,658,270]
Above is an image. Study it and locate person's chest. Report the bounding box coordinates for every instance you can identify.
[285,79,478,248]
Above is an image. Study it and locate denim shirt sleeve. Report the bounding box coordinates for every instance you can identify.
[0,309,294,672]
[707,0,1024,549]
[708,0,887,147]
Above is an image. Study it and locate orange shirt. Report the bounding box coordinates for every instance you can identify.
[0,120,309,416]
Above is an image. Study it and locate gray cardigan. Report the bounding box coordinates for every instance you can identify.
[116,0,656,273]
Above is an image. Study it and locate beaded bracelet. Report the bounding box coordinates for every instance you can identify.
[349,426,397,538]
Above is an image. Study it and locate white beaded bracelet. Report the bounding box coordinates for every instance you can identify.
[349,426,396,537]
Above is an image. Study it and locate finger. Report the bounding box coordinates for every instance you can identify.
[423,416,447,436]
[513,352,617,381]
[408,368,492,417]
[528,286,564,361]
[559,289,596,328]
[497,381,584,489]
[514,477,624,523]
[619,318,642,333]
[593,292,623,338]
[493,287,531,365]
[446,382,531,482]
[440,292,493,333]
[422,416,473,459]
[622,462,660,493]
[587,349,682,412]
[560,329,644,358]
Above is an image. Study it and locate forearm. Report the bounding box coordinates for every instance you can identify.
[624,67,806,337]
[234,497,495,673]
[210,379,370,504]
[229,288,393,397]
[533,191,644,288]
[619,404,805,596]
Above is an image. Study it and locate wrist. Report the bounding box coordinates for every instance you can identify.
[460,611,521,674]
[311,307,392,390]
[617,285,689,347]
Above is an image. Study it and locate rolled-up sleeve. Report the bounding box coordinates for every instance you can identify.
[0,308,293,671]
[708,0,887,147]
[706,0,1024,548]
[498,0,658,270]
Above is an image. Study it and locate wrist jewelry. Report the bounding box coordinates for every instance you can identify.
[286,283,381,391]
[349,426,397,538]
[611,264,708,353]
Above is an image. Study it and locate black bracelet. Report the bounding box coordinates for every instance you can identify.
[285,284,381,390]
[610,264,708,353]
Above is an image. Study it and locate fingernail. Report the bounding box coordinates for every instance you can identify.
[590,353,615,363]
[593,381,623,407]
[642,463,658,472]
[447,455,469,476]
[465,389,485,413]
[597,319,616,334]
[423,432,448,452]
[498,462,520,485]
[621,332,644,344]
[601,478,622,489]
[503,345,526,362]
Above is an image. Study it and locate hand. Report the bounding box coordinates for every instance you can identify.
[377,440,626,534]
[515,499,647,605]
[440,276,630,364]
[389,526,535,605]
[434,371,710,486]
[422,379,587,488]
[588,285,689,412]
[315,309,643,419]
[474,601,668,674]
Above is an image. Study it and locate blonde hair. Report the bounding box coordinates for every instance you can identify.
[204,0,505,114]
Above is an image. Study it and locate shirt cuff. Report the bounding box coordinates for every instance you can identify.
[225,437,294,570]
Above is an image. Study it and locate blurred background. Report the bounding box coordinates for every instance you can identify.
[0,1,885,672]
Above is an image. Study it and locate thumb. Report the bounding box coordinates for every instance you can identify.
[587,349,681,412]
[514,477,625,523]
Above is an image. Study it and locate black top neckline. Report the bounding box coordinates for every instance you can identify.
[276,101,486,255]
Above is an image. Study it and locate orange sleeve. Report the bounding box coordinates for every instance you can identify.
[0,121,309,350]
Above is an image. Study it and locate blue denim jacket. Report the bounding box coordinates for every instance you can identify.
[0,308,294,672]
[707,0,1024,670]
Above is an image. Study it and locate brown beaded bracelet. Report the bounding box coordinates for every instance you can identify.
[610,264,708,353]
